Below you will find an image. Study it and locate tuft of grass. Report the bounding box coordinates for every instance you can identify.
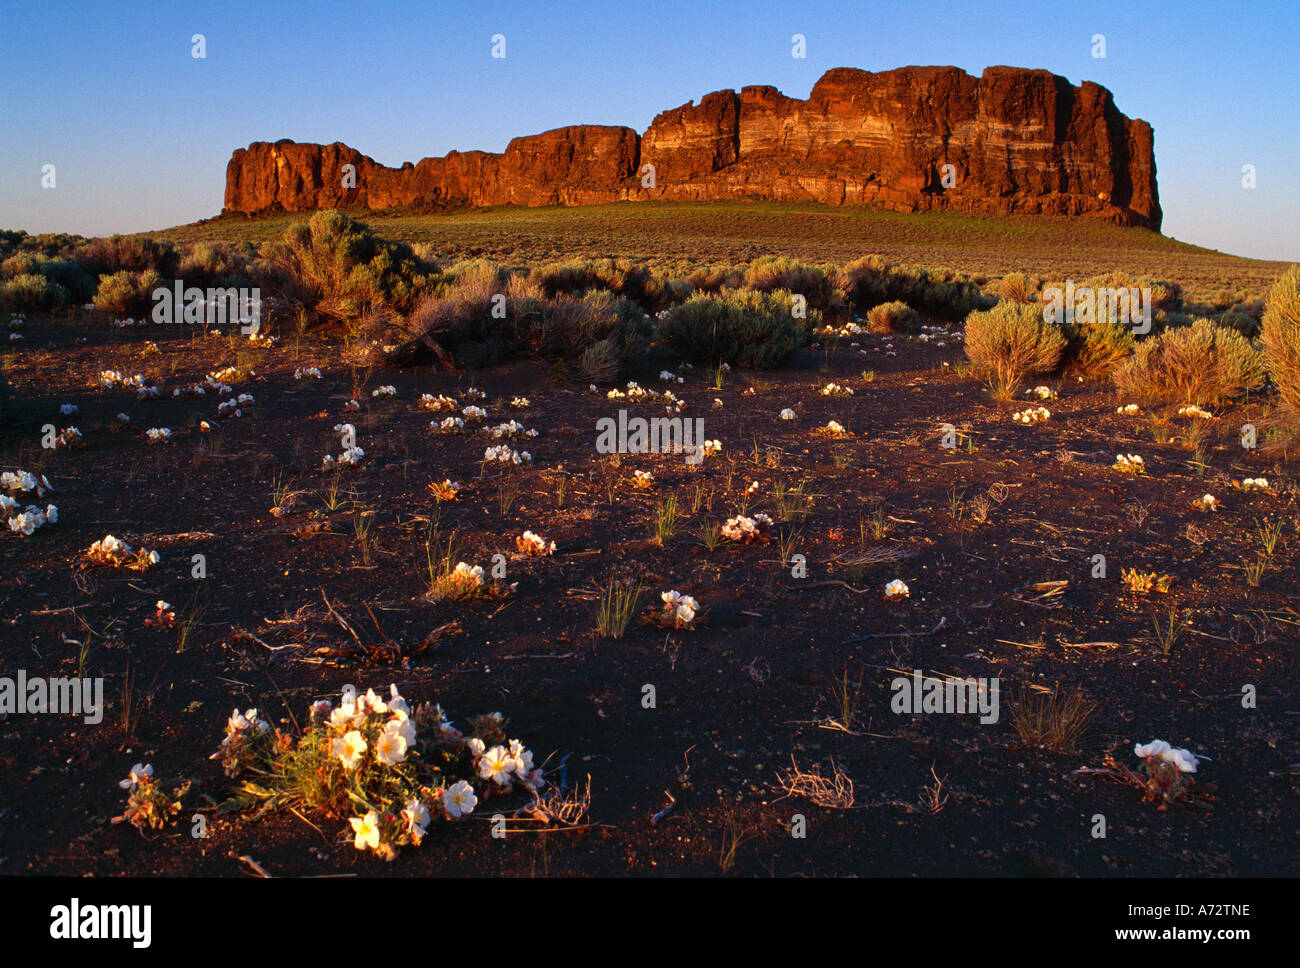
[1151,609,1192,654]
[595,581,643,639]
[825,665,863,731]
[649,495,679,546]
[1009,687,1097,751]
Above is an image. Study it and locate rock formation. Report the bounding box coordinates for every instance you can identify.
[223,65,1161,230]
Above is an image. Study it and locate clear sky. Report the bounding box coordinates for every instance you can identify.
[2,0,1296,261]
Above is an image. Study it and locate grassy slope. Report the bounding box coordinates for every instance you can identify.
[142,200,1289,302]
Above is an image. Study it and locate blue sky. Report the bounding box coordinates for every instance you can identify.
[2,0,1296,260]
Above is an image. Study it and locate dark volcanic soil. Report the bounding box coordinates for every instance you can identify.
[2,311,1297,877]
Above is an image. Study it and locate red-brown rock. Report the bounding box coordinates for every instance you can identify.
[223,65,1161,230]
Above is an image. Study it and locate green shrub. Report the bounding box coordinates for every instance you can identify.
[1062,321,1135,377]
[1261,265,1300,416]
[1,273,71,312]
[743,256,840,312]
[865,300,919,334]
[963,300,1066,396]
[400,260,519,368]
[1113,318,1265,405]
[684,264,744,293]
[266,210,440,325]
[656,288,817,369]
[75,235,177,278]
[1217,310,1261,339]
[995,272,1040,304]
[1,253,41,279]
[37,259,97,303]
[93,269,163,315]
[531,291,651,383]
[531,258,669,310]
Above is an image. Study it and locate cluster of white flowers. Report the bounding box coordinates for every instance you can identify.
[1134,740,1200,774]
[209,366,247,384]
[1027,385,1057,400]
[135,384,160,400]
[218,707,271,754]
[607,381,662,403]
[1177,404,1214,420]
[819,382,853,397]
[462,405,487,421]
[344,399,361,412]
[660,590,700,628]
[884,578,910,600]
[659,370,685,383]
[172,383,207,398]
[294,367,322,380]
[2,470,53,496]
[434,417,464,434]
[119,763,153,788]
[3,498,57,536]
[53,426,83,447]
[87,534,160,569]
[217,398,243,418]
[721,513,772,543]
[462,387,485,401]
[471,737,543,792]
[323,447,365,469]
[421,393,458,412]
[1239,477,1269,492]
[817,420,849,437]
[779,408,798,421]
[145,427,172,444]
[449,561,486,591]
[487,420,538,439]
[1011,406,1051,425]
[110,317,148,329]
[632,470,654,488]
[371,385,398,399]
[483,444,532,465]
[98,370,147,389]
[516,530,556,556]
[1115,403,1140,415]
[247,333,278,347]
[1195,494,1219,512]
[1113,454,1146,474]
[510,396,531,408]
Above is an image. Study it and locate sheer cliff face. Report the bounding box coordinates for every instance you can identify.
[223,65,1161,230]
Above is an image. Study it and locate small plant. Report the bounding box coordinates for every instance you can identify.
[649,495,679,546]
[963,301,1065,399]
[595,581,643,639]
[1095,740,1213,809]
[112,763,190,831]
[1009,687,1097,751]
[1241,555,1269,588]
[353,508,376,566]
[825,666,863,731]
[1151,609,1192,654]
[1122,568,1173,595]
[698,522,721,552]
[1256,517,1284,556]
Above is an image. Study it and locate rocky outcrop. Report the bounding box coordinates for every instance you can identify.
[223,65,1161,230]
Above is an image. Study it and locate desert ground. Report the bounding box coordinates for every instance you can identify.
[1,203,1297,877]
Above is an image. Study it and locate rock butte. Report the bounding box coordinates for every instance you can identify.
[223,65,1161,231]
